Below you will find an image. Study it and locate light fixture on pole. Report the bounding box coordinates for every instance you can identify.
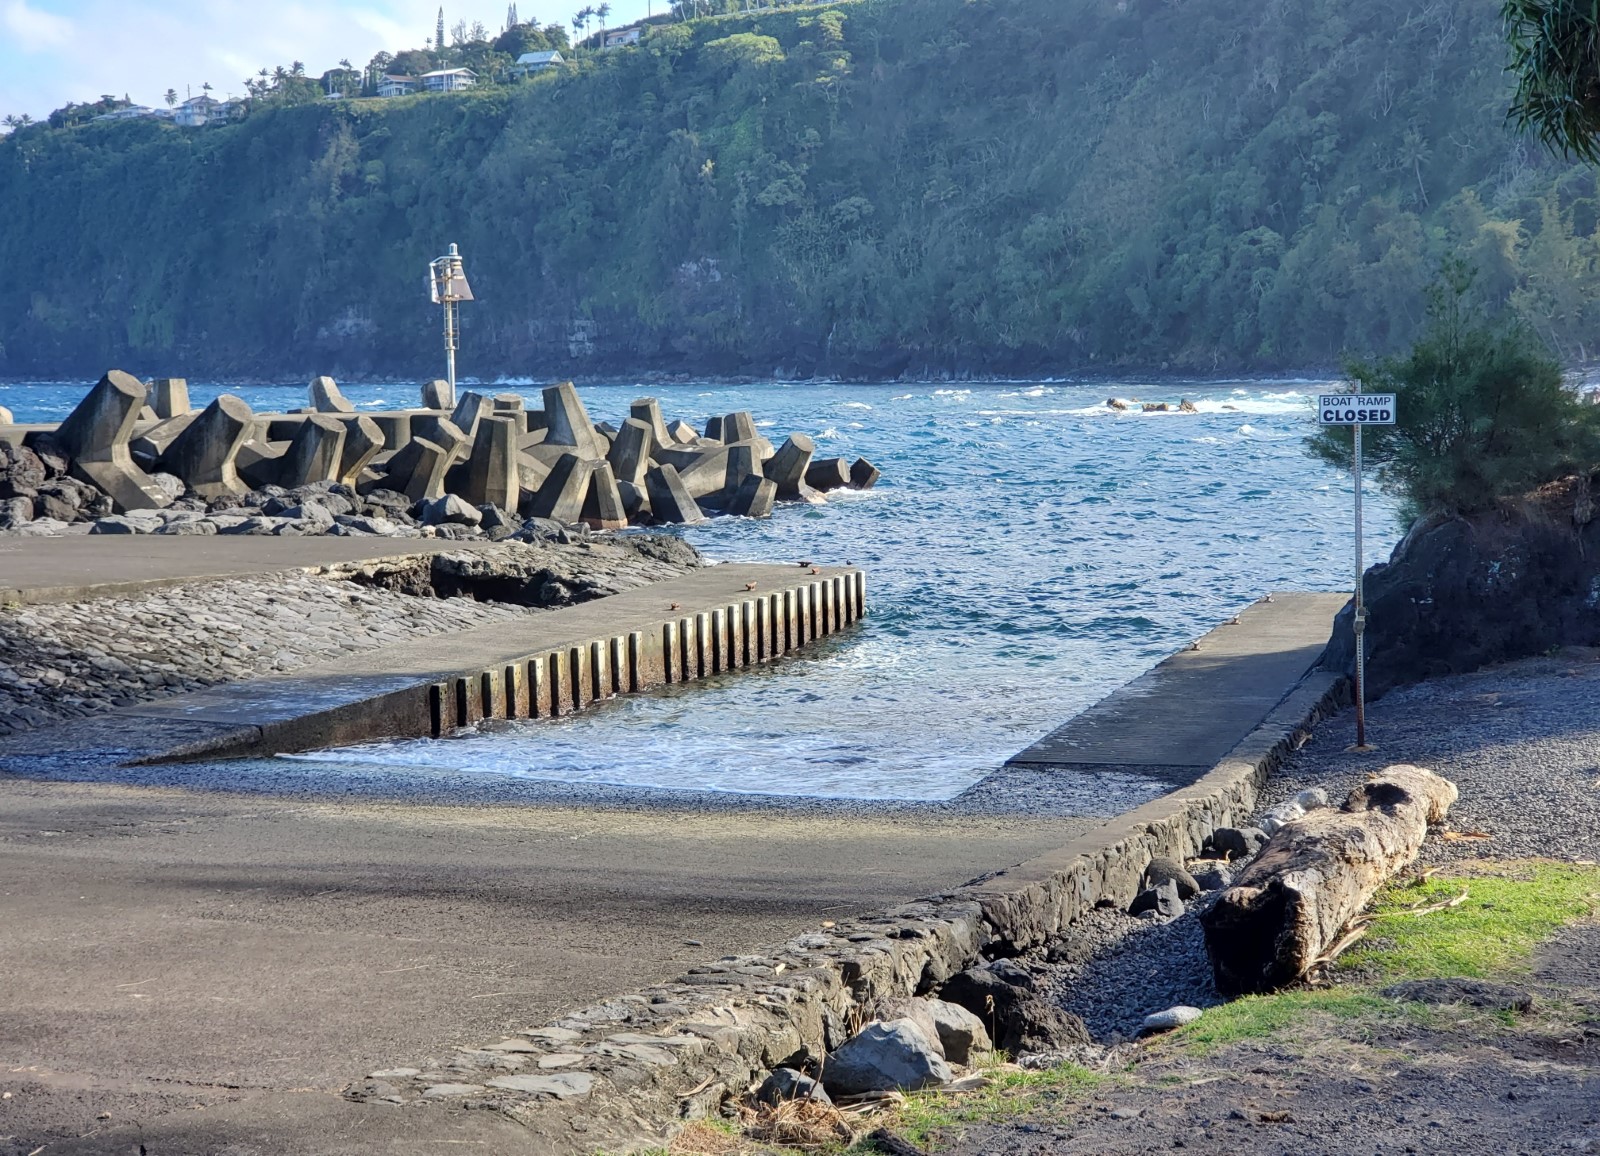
[428,243,474,393]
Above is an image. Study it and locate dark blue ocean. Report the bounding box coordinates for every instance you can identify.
[0,378,1396,799]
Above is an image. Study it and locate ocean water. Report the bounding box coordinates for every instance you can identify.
[0,378,1397,801]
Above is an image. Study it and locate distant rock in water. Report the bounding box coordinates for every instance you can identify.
[1321,482,1600,694]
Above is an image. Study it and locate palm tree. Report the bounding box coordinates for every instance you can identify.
[164,88,178,107]
[597,2,610,46]
[1505,0,1600,162]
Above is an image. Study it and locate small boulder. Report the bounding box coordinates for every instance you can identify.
[0,495,33,527]
[1295,787,1330,810]
[1142,856,1200,900]
[89,515,144,534]
[420,494,483,526]
[821,1019,952,1096]
[756,1067,831,1107]
[1259,800,1305,835]
[938,963,1090,1056]
[1205,827,1268,861]
[281,502,335,531]
[1140,1006,1203,1034]
[149,472,185,502]
[923,999,993,1064]
[1189,860,1233,892]
[1130,880,1183,918]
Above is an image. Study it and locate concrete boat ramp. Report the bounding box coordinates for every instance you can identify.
[0,560,865,768]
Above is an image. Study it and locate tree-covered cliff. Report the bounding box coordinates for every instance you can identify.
[2,0,1598,379]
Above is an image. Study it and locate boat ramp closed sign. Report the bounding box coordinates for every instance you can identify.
[1318,393,1396,425]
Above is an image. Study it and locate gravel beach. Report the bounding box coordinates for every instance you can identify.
[933,654,1600,1156]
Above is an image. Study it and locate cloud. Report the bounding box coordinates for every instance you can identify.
[3,0,74,51]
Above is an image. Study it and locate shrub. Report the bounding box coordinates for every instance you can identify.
[1309,259,1600,522]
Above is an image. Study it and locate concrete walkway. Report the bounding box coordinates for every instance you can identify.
[1009,592,1348,780]
[0,534,494,605]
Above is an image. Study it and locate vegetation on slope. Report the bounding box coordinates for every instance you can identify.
[5,0,1600,378]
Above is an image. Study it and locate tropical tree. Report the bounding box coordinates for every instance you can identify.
[1505,0,1600,161]
[597,2,611,44]
[1,113,34,131]
[164,88,177,107]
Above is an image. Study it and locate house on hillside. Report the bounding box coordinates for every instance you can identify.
[420,68,476,93]
[92,105,157,122]
[602,27,642,49]
[173,95,230,127]
[510,51,564,77]
[376,75,417,97]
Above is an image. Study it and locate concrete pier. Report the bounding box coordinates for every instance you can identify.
[1008,591,1348,780]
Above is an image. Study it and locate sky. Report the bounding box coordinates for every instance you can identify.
[0,0,658,120]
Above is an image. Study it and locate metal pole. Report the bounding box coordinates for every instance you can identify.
[444,297,457,394]
[1353,421,1367,748]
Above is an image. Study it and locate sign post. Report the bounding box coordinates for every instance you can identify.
[428,243,474,394]
[1318,392,1396,750]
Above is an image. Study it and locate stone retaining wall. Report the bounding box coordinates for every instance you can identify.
[345,672,1349,1152]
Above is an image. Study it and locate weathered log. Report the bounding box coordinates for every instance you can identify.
[1200,764,1458,995]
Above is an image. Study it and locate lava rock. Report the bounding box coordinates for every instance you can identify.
[1142,856,1201,899]
[420,494,482,526]
[0,442,45,498]
[938,963,1091,1056]
[822,1019,952,1095]
[756,1067,831,1107]
[1189,860,1234,891]
[1205,826,1269,861]
[88,515,144,534]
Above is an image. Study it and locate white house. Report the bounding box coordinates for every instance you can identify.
[173,95,227,127]
[376,75,417,97]
[420,68,476,93]
[93,105,157,122]
[510,51,564,77]
[602,27,642,49]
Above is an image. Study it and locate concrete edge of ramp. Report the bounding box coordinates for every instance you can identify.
[333,668,1351,1152]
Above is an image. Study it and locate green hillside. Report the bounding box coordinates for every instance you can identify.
[2,0,1598,378]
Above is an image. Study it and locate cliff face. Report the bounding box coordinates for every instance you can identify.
[1323,483,1600,695]
[2,0,1599,379]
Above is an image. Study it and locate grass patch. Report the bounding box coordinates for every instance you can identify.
[1170,859,1600,1054]
[1174,989,1396,1054]
[889,1058,1103,1149]
[1344,860,1600,979]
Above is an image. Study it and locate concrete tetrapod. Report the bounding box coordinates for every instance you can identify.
[280,416,347,488]
[764,434,815,496]
[150,378,190,419]
[448,392,494,441]
[51,370,171,512]
[383,437,456,502]
[850,457,882,490]
[130,414,199,470]
[542,382,608,461]
[722,411,759,444]
[607,418,654,487]
[806,457,852,493]
[336,415,386,487]
[462,416,520,510]
[421,378,455,411]
[644,463,706,525]
[581,461,629,530]
[163,394,253,499]
[527,453,593,524]
[725,474,777,519]
[629,398,673,448]
[309,376,356,414]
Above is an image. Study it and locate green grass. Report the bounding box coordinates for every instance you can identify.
[889,1057,1103,1149]
[1173,989,1397,1054]
[1171,859,1600,1053]
[1344,861,1600,979]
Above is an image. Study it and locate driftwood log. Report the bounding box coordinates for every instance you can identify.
[1200,765,1459,994]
